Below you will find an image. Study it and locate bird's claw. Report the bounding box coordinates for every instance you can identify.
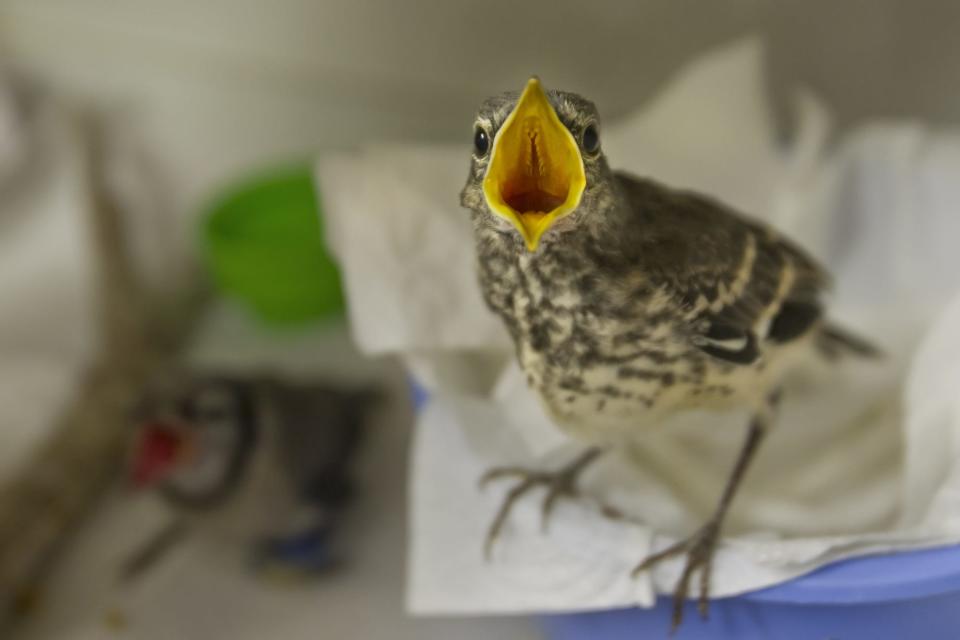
[632,520,721,634]
[479,448,604,559]
[479,466,579,559]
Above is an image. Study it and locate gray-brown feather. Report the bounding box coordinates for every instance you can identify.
[612,173,829,363]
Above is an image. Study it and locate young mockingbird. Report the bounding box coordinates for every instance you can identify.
[460,78,878,630]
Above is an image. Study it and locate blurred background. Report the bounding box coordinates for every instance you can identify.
[2,1,960,638]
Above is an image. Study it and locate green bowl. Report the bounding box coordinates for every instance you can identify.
[201,165,345,325]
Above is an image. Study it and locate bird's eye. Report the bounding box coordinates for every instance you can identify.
[582,124,600,154]
[473,126,490,156]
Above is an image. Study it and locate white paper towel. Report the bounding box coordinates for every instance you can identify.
[316,38,960,613]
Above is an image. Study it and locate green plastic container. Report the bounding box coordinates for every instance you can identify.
[201,165,345,324]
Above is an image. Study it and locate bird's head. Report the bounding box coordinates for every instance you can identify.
[460,77,616,252]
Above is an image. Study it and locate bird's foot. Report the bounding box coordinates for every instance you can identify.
[632,519,722,634]
[479,447,608,559]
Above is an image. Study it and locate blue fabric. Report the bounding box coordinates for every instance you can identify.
[542,545,960,640]
[255,526,334,572]
[541,591,960,640]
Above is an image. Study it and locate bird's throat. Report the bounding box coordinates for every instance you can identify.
[499,121,568,216]
[483,77,586,251]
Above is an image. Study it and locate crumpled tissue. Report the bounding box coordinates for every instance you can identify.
[316,38,960,612]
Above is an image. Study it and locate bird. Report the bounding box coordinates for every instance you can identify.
[459,77,879,631]
[127,372,378,580]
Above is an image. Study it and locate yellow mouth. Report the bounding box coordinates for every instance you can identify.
[483,77,586,251]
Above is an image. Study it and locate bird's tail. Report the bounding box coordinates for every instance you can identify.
[816,323,883,360]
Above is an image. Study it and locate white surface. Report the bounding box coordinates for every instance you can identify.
[904,294,960,528]
[317,39,960,613]
[319,147,509,356]
[12,304,540,640]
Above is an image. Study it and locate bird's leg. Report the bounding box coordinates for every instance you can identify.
[480,447,611,558]
[633,390,781,633]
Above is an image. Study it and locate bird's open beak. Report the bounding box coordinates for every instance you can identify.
[483,77,586,252]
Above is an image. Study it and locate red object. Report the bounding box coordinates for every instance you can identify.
[131,423,183,487]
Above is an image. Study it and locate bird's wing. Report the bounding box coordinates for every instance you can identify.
[618,174,830,365]
[681,227,827,365]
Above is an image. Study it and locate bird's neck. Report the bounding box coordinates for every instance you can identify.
[579,178,643,259]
